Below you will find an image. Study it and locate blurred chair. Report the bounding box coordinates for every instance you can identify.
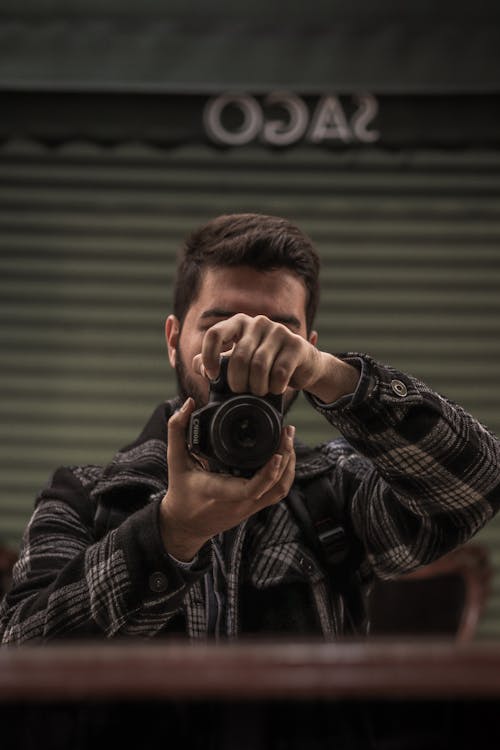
[367,543,492,641]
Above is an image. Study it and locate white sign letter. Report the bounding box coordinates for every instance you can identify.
[203,95,263,146]
[262,92,309,146]
[351,95,380,143]
[307,96,352,143]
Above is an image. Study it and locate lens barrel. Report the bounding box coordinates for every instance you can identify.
[209,395,282,470]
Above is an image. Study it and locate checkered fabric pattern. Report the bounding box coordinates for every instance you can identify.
[1,353,499,643]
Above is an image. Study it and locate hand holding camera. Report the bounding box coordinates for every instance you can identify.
[192,312,360,408]
[160,313,358,561]
[160,400,295,561]
[188,356,284,477]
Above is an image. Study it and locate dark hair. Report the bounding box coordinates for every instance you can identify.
[173,213,320,332]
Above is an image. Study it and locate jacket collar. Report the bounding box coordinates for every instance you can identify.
[90,398,181,502]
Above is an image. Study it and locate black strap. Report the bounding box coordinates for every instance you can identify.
[287,473,367,634]
[288,475,350,566]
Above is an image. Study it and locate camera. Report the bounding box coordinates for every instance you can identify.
[188,357,284,477]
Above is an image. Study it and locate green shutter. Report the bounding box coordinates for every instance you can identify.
[1,140,500,636]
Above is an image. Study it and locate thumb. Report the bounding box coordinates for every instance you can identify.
[167,398,195,471]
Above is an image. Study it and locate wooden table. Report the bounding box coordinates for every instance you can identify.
[2,637,500,701]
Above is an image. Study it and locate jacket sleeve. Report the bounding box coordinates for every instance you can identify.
[306,353,500,580]
[0,467,210,643]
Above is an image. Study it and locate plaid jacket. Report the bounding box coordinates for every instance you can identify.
[1,354,499,643]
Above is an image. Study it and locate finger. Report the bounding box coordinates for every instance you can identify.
[271,424,296,486]
[186,424,295,507]
[193,348,235,381]
[202,315,248,379]
[167,398,195,471]
[245,425,295,501]
[227,331,269,393]
[274,425,296,477]
[229,321,288,395]
[267,346,303,396]
[192,354,207,379]
[276,423,295,456]
[243,453,285,500]
[245,325,299,396]
[257,435,296,508]
[245,337,282,396]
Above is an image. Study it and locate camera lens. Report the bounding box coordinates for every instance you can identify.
[234,417,257,449]
[210,395,282,471]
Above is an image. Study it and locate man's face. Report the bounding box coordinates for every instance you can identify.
[165,266,317,409]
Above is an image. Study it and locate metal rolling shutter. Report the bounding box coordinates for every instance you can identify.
[1,140,500,636]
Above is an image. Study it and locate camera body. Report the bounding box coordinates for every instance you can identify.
[188,357,284,477]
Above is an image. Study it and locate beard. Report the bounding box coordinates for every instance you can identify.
[174,338,300,415]
[174,339,207,410]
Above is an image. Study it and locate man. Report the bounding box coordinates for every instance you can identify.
[1,212,499,643]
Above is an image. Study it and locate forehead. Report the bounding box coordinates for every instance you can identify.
[191,266,308,321]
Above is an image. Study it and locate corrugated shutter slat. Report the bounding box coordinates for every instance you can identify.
[1,140,499,637]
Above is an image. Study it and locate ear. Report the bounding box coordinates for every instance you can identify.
[165,315,180,368]
[308,329,318,347]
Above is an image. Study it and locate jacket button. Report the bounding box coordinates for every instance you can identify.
[149,571,168,593]
[391,379,408,397]
[298,557,315,575]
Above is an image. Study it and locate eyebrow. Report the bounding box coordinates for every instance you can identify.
[200,308,302,329]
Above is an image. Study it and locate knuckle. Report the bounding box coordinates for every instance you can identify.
[275,477,289,496]
[230,312,249,330]
[253,314,271,330]
[230,347,249,365]
[271,322,292,342]
[251,353,268,371]
[275,321,289,337]
[203,327,220,344]
[274,362,290,382]
[272,489,288,504]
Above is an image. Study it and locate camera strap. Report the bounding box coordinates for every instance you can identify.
[287,470,367,634]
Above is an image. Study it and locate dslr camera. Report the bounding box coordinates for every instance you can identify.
[188,357,284,477]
